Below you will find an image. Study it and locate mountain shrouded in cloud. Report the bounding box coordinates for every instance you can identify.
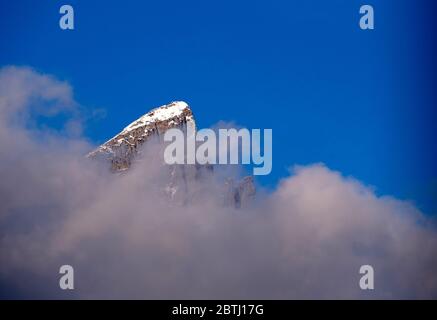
[86,100,255,207]
[0,66,436,299]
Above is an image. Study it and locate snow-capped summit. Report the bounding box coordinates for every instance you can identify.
[87,101,195,170]
[120,101,195,135]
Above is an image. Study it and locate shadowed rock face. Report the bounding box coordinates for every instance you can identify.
[87,101,255,207]
[224,176,256,208]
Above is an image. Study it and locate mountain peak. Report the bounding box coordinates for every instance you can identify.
[87,101,195,170]
[120,101,193,135]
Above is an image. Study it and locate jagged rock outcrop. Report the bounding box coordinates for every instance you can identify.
[87,101,255,207]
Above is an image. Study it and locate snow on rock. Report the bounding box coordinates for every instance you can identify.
[87,101,195,170]
[121,101,194,134]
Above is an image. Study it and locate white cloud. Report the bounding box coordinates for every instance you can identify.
[0,66,436,299]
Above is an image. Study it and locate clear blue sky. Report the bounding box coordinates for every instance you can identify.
[1,0,436,213]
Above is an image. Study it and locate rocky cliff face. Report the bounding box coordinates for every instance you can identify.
[87,101,255,207]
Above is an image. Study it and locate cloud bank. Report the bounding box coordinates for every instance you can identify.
[0,66,436,299]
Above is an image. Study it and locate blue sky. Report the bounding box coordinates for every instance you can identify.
[1,0,436,213]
